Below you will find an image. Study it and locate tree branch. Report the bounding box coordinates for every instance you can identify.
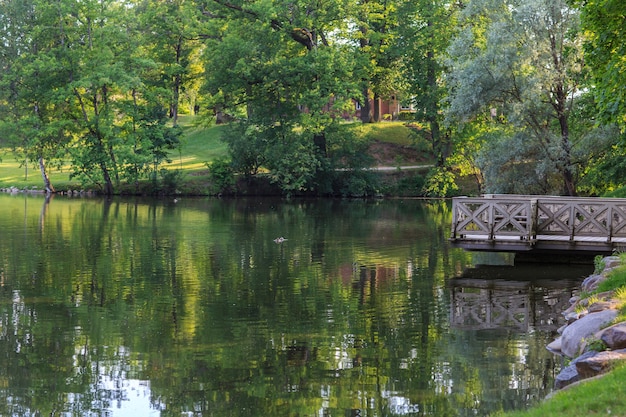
[210,0,317,49]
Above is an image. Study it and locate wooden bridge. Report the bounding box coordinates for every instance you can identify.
[450,194,626,255]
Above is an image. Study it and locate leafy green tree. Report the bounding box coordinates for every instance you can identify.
[0,0,75,193]
[574,0,626,194]
[200,0,360,194]
[354,0,404,123]
[445,0,587,196]
[396,0,462,196]
[577,0,626,128]
[136,0,204,125]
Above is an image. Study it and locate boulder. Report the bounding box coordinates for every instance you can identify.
[581,274,604,292]
[603,256,622,270]
[547,337,562,354]
[575,349,626,379]
[554,351,597,389]
[599,323,626,350]
[560,309,618,358]
[588,300,621,313]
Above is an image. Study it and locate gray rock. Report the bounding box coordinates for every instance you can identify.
[581,274,603,292]
[547,337,562,354]
[600,323,626,350]
[588,300,620,313]
[554,351,597,389]
[575,348,626,379]
[603,256,622,269]
[563,311,582,324]
[560,309,618,358]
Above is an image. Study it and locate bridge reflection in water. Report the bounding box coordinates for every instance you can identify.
[449,263,592,331]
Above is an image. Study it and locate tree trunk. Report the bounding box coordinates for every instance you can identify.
[39,157,55,194]
[360,87,372,123]
[170,37,183,126]
[313,134,327,157]
[556,84,577,196]
[100,162,114,195]
[373,93,381,122]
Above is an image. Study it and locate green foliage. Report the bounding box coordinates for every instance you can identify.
[578,0,626,129]
[394,173,426,197]
[157,168,185,195]
[423,167,458,197]
[206,158,236,194]
[476,130,558,195]
[399,0,459,166]
[398,111,416,121]
[0,0,621,197]
[339,175,369,197]
[583,335,607,352]
[597,266,626,294]
[221,121,267,179]
[445,0,584,195]
[265,130,321,194]
[594,255,606,275]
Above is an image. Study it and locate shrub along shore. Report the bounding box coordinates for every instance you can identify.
[498,254,626,417]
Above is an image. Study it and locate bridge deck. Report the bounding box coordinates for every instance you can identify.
[450,194,626,254]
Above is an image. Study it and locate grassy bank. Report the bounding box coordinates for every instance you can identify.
[498,364,626,417]
[0,119,434,195]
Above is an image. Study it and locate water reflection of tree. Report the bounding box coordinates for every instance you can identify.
[0,196,501,416]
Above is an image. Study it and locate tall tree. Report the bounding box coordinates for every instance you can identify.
[445,0,585,196]
[200,0,360,193]
[577,0,626,128]
[574,0,626,194]
[399,0,459,168]
[354,0,403,123]
[136,0,204,126]
[61,0,181,194]
[0,0,72,193]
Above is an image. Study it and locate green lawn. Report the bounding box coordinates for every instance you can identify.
[496,363,626,417]
[0,151,75,190]
[0,118,230,190]
[353,120,425,146]
[162,119,229,172]
[0,118,421,191]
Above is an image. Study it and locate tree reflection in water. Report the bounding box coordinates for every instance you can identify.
[0,195,590,416]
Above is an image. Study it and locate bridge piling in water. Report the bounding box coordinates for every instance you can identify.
[450,194,626,256]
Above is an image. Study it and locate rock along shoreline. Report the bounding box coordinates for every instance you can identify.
[548,256,626,391]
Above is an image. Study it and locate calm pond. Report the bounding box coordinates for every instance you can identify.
[0,194,592,416]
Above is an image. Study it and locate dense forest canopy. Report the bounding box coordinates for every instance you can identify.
[0,0,624,196]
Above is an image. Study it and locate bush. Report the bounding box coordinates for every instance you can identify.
[423,167,458,197]
[206,158,235,194]
[398,111,415,121]
[396,173,426,196]
[158,169,185,195]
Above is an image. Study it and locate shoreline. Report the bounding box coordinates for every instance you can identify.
[547,255,626,391]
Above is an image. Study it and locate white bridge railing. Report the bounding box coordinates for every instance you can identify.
[451,195,626,250]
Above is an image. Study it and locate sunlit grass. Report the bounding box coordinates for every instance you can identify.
[0,118,426,190]
[0,150,75,189]
[497,363,626,417]
[0,121,230,189]
[352,121,422,145]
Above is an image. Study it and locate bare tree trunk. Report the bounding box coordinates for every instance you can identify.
[39,157,55,194]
